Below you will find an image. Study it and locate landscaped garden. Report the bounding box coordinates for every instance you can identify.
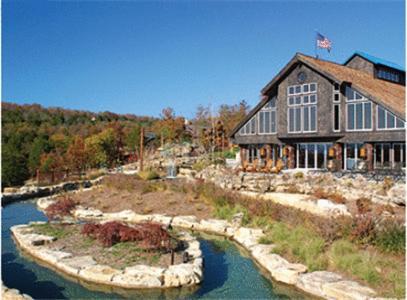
[55,173,405,298]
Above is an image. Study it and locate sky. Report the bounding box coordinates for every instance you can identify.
[3,0,405,118]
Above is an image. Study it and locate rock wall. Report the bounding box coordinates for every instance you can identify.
[196,166,406,206]
[2,177,104,206]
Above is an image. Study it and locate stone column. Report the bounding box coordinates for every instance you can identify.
[287,145,295,169]
[265,145,272,161]
[334,143,343,171]
[365,143,374,171]
[240,147,247,168]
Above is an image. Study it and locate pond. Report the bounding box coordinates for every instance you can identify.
[2,200,310,299]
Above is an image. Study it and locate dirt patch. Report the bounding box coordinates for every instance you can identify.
[58,174,213,220]
[30,223,185,269]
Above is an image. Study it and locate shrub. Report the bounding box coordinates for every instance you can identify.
[349,215,376,243]
[312,188,346,204]
[374,220,405,253]
[81,221,172,250]
[293,171,304,179]
[192,160,210,172]
[383,176,394,191]
[138,170,160,181]
[356,198,372,214]
[45,197,76,220]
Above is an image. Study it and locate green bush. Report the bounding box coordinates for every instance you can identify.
[213,204,249,225]
[138,170,160,181]
[374,221,405,253]
[192,160,210,172]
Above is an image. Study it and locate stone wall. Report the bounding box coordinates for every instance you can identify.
[196,166,405,206]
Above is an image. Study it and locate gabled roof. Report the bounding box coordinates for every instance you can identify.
[344,51,405,72]
[230,53,406,137]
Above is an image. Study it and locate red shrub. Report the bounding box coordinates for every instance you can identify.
[350,215,376,242]
[81,221,172,250]
[45,197,76,220]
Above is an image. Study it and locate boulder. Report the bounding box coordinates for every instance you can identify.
[35,249,72,264]
[19,233,56,246]
[322,280,376,300]
[79,265,122,284]
[163,263,202,287]
[316,199,351,217]
[111,265,165,288]
[296,271,343,298]
[56,255,97,276]
[271,263,307,285]
[102,210,137,222]
[199,219,232,235]
[73,207,104,219]
[387,184,406,205]
[233,227,264,249]
[37,198,56,210]
[129,214,154,223]
[171,216,201,230]
[150,214,173,227]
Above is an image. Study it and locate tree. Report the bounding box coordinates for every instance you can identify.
[66,136,88,175]
[28,137,51,176]
[125,125,141,155]
[2,142,29,187]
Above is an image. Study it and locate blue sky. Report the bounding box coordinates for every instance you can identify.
[3,0,405,118]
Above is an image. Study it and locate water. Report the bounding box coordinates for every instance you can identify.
[2,200,310,299]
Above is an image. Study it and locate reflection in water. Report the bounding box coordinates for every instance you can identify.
[2,200,310,299]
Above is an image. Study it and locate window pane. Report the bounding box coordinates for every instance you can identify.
[396,118,404,128]
[348,104,355,129]
[303,95,309,104]
[334,105,340,130]
[271,111,276,132]
[317,144,325,168]
[334,93,339,102]
[310,83,316,92]
[310,106,317,131]
[345,86,354,100]
[303,106,309,131]
[375,144,382,167]
[289,108,295,132]
[250,118,256,134]
[259,112,265,133]
[356,103,363,129]
[270,98,276,108]
[289,87,295,95]
[295,96,301,105]
[387,112,395,128]
[310,94,317,103]
[295,86,301,94]
[364,102,372,129]
[308,144,315,168]
[334,83,339,91]
[394,144,401,163]
[264,111,271,133]
[288,97,294,105]
[303,84,309,93]
[383,144,391,167]
[378,106,386,129]
[295,107,301,131]
[298,144,306,168]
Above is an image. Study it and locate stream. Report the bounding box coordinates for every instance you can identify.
[2,199,310,299]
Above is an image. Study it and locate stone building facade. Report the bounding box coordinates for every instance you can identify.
[230,52,406,171]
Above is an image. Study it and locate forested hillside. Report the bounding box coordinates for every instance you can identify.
[1,102,160,187]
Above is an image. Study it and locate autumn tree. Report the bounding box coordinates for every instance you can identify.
[66,136,88,176]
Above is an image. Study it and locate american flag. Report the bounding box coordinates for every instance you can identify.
[316,32,332,52]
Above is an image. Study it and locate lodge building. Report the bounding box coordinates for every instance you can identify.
[230,52,406,171]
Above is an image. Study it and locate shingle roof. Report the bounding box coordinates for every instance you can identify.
[345,51,405,72]
[298,53,405,119]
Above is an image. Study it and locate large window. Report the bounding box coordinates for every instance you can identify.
[377,105,405,130]
[288,83,317,133]
[258,98,277,134]
[239,116,257,135]
[296,143,331,169]
[345,87,372,131]
[333,83,341,132]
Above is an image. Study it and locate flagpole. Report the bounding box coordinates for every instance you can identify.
[314,30,318,59]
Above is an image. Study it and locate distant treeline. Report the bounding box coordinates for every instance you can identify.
[1,102,163,187]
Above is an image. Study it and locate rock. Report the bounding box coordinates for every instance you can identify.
[172,216,201,230]
[316,199,351,217]
[112,265,165,288]
[387,184,406,205]
[20,233,56,246]
[35,249,72,264]
[199,219,232,235]
[322,280,376,300]
[37,198,56,210]
[163,264,202,287]
[231,212,244,227]
[233,227,264,248]
[296,271,343,298]
[79,265,122,284]
[102,210,137,221]
[56,255,97,276]
[73,207,104,219]
[250,244,275,259]
[129,214,154,223]
[150,214,173,227]
[271,263,307,285]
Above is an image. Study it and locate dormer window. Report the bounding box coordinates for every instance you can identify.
[377,68,400,83]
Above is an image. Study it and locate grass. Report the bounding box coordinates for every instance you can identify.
[213,204,249,225]
[30,223,73,239]
[264,222,328,272]
[138,170,160,181]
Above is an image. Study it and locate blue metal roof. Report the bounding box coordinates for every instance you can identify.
[346,51,405,72]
